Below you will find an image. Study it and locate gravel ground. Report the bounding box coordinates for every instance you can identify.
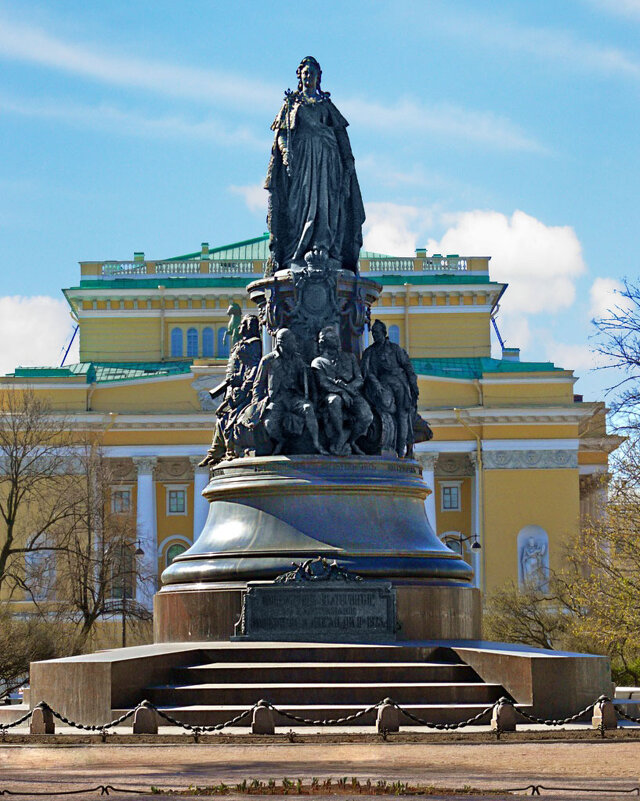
[1,738,640,800]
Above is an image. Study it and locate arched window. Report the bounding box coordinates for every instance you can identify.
[166,543,187,567]
[218,327,229,359]
[202,327,214,358]
[170,328,183,357]
[388,325,400,345]
[25,544,56,601]
[186,328,198,358]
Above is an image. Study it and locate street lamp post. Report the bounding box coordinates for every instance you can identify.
[443,533,482,551]
[121,540,145,649]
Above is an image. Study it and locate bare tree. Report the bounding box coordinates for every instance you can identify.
[594,278,640,427]
[0,388,75,598]
[483,581,570,651]
[55,439,154,653]
[0,389,153,662]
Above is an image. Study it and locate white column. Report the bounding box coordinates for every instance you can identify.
[469,451,481,590]
[133,456,157,608]
[418,453,439,533]
[190,457,210,542]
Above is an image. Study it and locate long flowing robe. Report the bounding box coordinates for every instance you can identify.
[265,94,365,274]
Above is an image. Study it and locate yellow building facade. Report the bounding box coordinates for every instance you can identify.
[1,234,618,606]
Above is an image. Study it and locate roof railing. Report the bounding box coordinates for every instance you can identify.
[95,255,474,278]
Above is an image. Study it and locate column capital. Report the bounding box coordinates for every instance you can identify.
[132,456,157,475]
[468,451,479,468]
[417,452,439,471]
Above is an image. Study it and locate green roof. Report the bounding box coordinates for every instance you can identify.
[411,357,568,379]
[12,357,568,385]
[12,361,193,384]
[168,234,270,262]
[166,234,392,263]
[75,277,254,290]
[379,274,492,285]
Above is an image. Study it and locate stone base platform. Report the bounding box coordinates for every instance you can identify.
[29,640,613,728]
[154,582,482,643]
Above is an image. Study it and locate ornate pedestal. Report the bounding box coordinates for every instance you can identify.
[248,267,382,360]
[155,455,482,642]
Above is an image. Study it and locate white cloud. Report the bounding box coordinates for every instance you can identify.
[0,14,543,153]
[229,184,268,215]
[435,9,640,81]
[583,0,640,20]
[427,209,586,314]
[343,97,545,154]
[543,340,597,372]
[589,277,633,319]
[0,297,78,377]
[363,202,436,256]
[491,312,533,356]
[0,16,279,111]
[0,94,266,149]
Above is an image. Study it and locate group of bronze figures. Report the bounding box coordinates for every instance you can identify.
[200,56,432,467]
[200,317,426,467]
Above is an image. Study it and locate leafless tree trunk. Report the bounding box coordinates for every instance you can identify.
[0,388,75,598]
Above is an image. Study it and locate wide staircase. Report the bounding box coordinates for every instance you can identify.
[134,642,512,727]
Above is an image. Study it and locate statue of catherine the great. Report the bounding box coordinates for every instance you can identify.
[265,56,366,276]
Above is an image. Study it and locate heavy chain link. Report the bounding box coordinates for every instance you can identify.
[391,700,496,730]
[3,694,640,734]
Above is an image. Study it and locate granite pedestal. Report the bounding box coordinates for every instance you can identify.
[156,455,481,642]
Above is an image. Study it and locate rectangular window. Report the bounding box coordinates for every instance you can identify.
[441,485,461,511]
[111,488,132,514]
[167,489,186,515]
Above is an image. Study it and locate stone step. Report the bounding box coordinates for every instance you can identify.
[145,681,504,706]
[0,704,29,725]
[174,662,478,685]
[194,643,458,665]
[113,702,509,727]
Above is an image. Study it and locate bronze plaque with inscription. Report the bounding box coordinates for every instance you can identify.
[235,581,397,642]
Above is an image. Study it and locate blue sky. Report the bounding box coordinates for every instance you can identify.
[0,0,638,401]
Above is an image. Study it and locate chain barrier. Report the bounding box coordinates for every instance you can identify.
[2,694,640,735]
[0,786,148,796]
[47,703,138,732]
[0,707,35,731]
[151,703,253,732]
[513,700,597,727]
[265,701,382,726]
[501,786,640,796]
[391,699,496,730]
[613,705,640,725]
[0,783,639,797]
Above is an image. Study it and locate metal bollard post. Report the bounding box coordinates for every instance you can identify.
[376,698,399,734]
[491,698,517,733]
[592,696,617,732]
[252,700,275,735]
[30,705,55,735]
[133,704,158,734]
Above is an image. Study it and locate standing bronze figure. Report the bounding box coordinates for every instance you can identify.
[362,319,419,458]
[265,56,365,275]
[199,315,262,467]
